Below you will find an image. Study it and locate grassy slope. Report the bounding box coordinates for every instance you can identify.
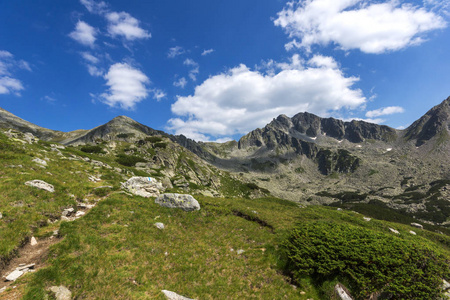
[0,131,449,299]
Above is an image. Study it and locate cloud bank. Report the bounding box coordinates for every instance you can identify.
[274,0,447,53]
[168,55,366,141]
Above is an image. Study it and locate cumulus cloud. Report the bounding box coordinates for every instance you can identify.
[106,12,151,41]
[366,106,405,118]
[0,50,30,95]
[184,58,199,81]
[274,0,447,53]
[69,21,97,47]
[80,0,108,14]
[100,63,150,109]
[167,46,185,58]
[80,52,103,76]
[201,49,214,56]
[173,77,187,88]
[168,55,366,141]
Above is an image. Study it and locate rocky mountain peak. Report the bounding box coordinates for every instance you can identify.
[405,96,450,146]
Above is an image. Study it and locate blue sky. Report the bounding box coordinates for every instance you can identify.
[1,0,449,141]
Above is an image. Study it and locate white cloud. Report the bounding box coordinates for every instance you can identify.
[366,106,405,118]
[173,77,187,88]
[106,12,151,41]
[184,58,199,81]
[168,55,366,141]
[87,65,104,77]
[81,52,99,64]
[152,89,166,101]
[80,52,103,76]
[0,77,24,95]
[69,21,97,47]
[0,50,30,96]
[201,49,214,56]
[80,0,108,14]
[42,95,57,103]
[100,63,150,109]
[274,0,447,53]
[168,46,185,58]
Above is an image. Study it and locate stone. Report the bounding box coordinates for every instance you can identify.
[389,228,400,234]
[88,175,101,182]
[5,269,24,281]
[30,236,38,246]
[50,144,65,150]
[0,286,6,293]
[237,249,245,255]
[161,290,194,300]
[122,176,164,198]
[17,263,35,271]
[32,157,47,166]
[155,193,200,212]
[363,217,371,221]
[25,180,55,192]
[75,211,85,217]
[49,285,72,300]
[334,283,353,300]
[154,222,165,230]
[0,211,2,219]
[409,230,417,235]
[23,132,38,144]
[62,208,75,217]
[411,222,423,229]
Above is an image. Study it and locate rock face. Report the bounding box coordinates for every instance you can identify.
[155,194,200,211]
[25,180,55,192]
[162,290,194,300]
[49,286,72,300]
[405,96,450,146]
[122,177,164,198]
[334,283,353,300]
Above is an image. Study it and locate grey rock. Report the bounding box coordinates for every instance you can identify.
[62,208,75,217]
[0,211,2,219]
[334,283,353,300]
[411,222,423,229]
[25,180,54,192]
[23,132,38,143]
[155,193,200,211]
[32,157,47,166]
[162,290,193,300]
[30,236,38,246]
[0,286,6,293]
[122,176,164,198]
[154,222,165,230]
[236,249,245,255]
[49,285,72,300]
[5,269,24,281]
[17,263,35,271]
[363,217,371,221]
[389,228,400,234]
[409,230,417,235]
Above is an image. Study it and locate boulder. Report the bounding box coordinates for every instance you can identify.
[62,208,75,217]
[5,269,24,281]
[25,180,55,192]
[411,222,423,229]
[122,177,164,198]
[389,228,400,234]
[49,285,72,300]
[23,132,38,144]
[162,290,193,300]
[32,157,47,166]
[30,236,38,246]
[155,193,200,212]
[0,211,2,219]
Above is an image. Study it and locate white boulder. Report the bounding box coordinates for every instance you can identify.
[155,193,200,212]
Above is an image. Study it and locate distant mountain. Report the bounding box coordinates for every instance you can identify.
[405,96,450,146]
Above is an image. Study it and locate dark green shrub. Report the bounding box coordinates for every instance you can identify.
[115,154,146,167]
[117,133,135,139]
[145,136,163,143]
[283,221,449,299]
[154,142,167,149]
[80,145,105,154]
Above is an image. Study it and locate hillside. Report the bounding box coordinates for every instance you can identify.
[0,129,448,299]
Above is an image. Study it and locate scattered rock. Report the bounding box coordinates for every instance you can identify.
[25,180,55,192]
[389,228,400,234]
[411,222,423,229]
[161,290,194,300]
[0,286,6,293]
[23,132,38,144]
[0,212,2,219]
[237,249,245,255]
[17,263,35,271]
[75,211,85,217]
[409,230,417,235]
[88,175,101,182]
[49,285,72,300]
[50,144,65,150]
[32,157,47,166]
[5,269,24,281]
[30,236,38,246]
[155,193,200,212]
[363,217,371,221]
[337,208,342,211]
[154,222,165,230]
[62,208,75,217]
[122,176,164,198]
[334,283,353,300]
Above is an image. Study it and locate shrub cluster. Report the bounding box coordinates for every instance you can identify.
[115,154,146,167]
[283,221,449,299]
[80,145,105,154]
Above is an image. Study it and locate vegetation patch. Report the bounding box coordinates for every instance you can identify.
[115,153,147,167]
[282,221,450,299]
[80,145,105,154]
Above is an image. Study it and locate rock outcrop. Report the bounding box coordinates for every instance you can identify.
[155,194,200,211]
[25,180,54,192]
[122,177,164,198]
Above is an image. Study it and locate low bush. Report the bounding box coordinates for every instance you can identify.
[283,221,450,299]
[80,145,105,154]
[115,154,146,167]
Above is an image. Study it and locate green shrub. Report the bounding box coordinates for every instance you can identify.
[80,145,105,154]
[283,221,450,299]
[145,136,163,143]
[117,133,135,139]
[154,142,167,149]
[115,154,146,167]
